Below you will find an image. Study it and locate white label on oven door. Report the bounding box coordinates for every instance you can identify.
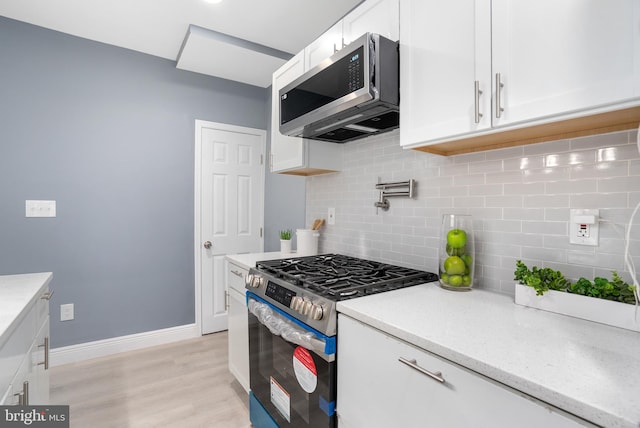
[293,346,318,393]
[270,376,291,422]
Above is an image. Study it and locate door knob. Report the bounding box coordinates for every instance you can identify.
[203,241,212,249]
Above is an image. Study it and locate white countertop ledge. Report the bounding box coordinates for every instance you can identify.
[336,283,640,428]
[0,272,53,342]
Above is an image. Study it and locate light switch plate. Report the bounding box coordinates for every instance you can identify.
[328,208,336,225]
[26,200,56,217]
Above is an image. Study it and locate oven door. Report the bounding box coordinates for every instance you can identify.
[247,293,336,428]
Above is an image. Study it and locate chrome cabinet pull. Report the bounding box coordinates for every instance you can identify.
[38,337,49,370]
[398,357,445,383]
[40,290,54,300]
[14,391,24,406]
[23,381,29,405]
[231,269,244,278]
[474,80,483,124]
[495,73,504,118]
[225,291,230,310]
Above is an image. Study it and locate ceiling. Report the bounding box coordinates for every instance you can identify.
[0,0,363,87]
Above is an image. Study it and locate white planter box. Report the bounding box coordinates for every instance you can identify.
[514,283,640,333]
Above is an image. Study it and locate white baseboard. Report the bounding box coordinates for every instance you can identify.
[50,323,200,367]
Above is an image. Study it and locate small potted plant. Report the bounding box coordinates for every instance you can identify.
[279,229,292,253]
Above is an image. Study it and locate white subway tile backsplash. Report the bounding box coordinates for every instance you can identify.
[504,208,544,221]
[504,182,545,195]
[522,221,567,235]
[571,130,629,150]
[307,130,640,297]
[570,193,628,208]
[485,170,523,184]
[545,179,597,194]
[503,156,545,171]
[570,162,629,179]
[598,176,640,193]
[523,138,572,156]
[524,194,569,208]
[523,167,571,183]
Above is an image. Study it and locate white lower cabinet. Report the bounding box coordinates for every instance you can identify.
[337,315,595,428]
[226,261,250,393]
[0,281,51,406]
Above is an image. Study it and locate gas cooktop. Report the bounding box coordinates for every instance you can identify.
[255,253,438,302]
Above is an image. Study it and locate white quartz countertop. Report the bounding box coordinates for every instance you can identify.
[337,283,640,428]
[225,252,295,270]
[0,272,52,342]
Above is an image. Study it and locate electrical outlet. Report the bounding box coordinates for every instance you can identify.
[328,208,336,225]
[569,209,599,246]
[60,303,74,321]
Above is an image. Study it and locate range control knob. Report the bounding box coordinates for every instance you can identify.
[290,296,303,311]
[245,274,263,288]
[310,304,324,321]
[301,300,313,316]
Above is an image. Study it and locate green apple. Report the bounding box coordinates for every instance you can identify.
[443,256,466,275]
[446,243,466,256]
[448,275,463,286]
[440,273,449,284]
[447,229,467,249]
[462,275,472,286]
[461,254,473,268]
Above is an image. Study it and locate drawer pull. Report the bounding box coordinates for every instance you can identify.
[231,270,244,278]
[41,290,54,300]
[474,80,483,124]
[398,357,445,384]
[495,73,504,119]
[38,337,50,370]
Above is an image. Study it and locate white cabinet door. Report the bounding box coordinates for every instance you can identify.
[227,261,249,393]
[30,318,50,405]
[400,0,491,147]
[342,0,399,45]
[491,0,640,127]
[337,315,593,428]
[305,21,343,71]
[271,51,307,173]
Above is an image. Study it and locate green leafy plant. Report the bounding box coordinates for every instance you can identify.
[514,260,569,295]
[279,229,292,240]
[515,260,637,304]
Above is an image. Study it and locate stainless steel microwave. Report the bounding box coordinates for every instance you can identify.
[279,33,399,143]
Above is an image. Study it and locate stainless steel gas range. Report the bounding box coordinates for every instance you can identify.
[245,253,438,428]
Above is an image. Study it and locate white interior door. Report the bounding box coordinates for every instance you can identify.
[196,121,265,334]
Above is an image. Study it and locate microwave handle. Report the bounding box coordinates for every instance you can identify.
[248,298,330,357]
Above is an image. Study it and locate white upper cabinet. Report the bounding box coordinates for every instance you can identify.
[342,0,399,45]
[305,21,343,71]
[270,0,399,175]
[400,0,640,154]
[400,0,491,146]
[491,0,640,127]
[270,52,307,173]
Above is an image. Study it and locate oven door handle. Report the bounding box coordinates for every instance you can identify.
[248,298,334,359]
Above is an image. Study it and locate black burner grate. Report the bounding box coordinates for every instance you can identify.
[256,254,438,301]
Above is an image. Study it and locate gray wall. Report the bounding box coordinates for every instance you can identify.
[0,16,270,348]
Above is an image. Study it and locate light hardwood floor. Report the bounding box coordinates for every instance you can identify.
[50,332,251,428]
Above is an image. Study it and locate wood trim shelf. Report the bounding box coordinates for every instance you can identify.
[412,106,640,156]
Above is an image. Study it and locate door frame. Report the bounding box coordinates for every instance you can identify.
[194,119,266,335]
